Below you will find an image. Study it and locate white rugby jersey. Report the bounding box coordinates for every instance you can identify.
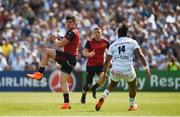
[108,37,140,72]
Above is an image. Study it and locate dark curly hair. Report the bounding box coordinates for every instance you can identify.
[118,24,128,37]
[66,15,76,22]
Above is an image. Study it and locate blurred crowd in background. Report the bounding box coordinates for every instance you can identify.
[0,0,180,71]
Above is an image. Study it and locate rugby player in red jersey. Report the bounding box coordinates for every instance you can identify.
[26,15,80,109]
[81,26,109,104]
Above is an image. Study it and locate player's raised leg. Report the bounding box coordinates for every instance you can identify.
[26,48,56,80]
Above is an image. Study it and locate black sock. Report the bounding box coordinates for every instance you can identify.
[82,93,86,97]
[92,83,100,89]
[63,93,69,103]
[83,84,92,92]
[38,67,45,74]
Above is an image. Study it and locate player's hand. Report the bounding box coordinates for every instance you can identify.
[145,68,151,79]
[88,50,95,57]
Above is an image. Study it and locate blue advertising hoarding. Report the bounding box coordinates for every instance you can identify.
[0,70,82,92]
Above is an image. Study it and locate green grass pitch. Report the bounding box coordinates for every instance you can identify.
[0,92,180,116]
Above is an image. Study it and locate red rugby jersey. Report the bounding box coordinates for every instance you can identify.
[64,28,80,56]
[85,38,109,66]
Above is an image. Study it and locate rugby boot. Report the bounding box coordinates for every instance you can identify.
[81,94,86,104]
[128,104,138,111]
[95,97,104,111]
[26,72,43,80]
[61,103,71,109]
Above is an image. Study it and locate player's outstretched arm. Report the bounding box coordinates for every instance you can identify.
[135,48,151,78]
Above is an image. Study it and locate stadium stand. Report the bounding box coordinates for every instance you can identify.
[0,0,179,71]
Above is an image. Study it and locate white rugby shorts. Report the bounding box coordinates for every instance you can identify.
[110,68,136,82]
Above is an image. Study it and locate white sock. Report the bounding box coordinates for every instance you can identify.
[101,89,110,99]
[129,98,135,107]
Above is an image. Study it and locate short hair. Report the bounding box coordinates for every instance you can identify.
[117,24,128,37]
[94,26,101,31]
[93,26,102,33]
[66,15,76,22]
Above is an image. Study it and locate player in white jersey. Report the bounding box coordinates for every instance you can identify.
[95,24,151,111]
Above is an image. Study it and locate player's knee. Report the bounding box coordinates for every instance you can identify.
[98,80,104,85]
[97,77,106,85]
[40,49,49,57]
